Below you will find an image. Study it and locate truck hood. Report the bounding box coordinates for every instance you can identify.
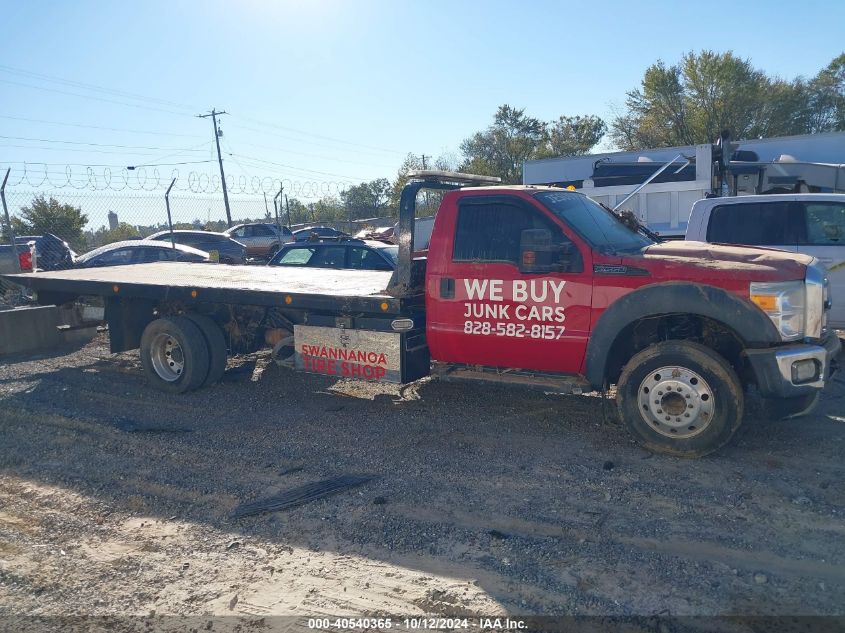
[638,240,811,281]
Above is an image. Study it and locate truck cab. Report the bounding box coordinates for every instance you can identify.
[403,173,839,456]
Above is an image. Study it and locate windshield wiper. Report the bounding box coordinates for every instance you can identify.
[599,202,660,243]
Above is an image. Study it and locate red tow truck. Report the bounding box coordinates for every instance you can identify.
[6,171,839,457]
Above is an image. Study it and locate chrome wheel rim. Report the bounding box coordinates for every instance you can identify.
[637,366,714,439]
[150,333,185,382]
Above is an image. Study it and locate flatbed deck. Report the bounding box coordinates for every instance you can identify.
[5,262,415,314]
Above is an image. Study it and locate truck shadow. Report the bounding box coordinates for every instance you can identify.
[1,352,844,619]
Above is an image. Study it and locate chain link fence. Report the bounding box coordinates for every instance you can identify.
[1,165,409,269]
[0,165,452,313]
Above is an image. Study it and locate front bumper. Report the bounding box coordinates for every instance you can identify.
[745,332,841,398]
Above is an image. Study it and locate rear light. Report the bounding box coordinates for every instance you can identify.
[19,251,33,271]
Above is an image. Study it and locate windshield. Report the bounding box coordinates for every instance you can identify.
[534,191,653,253]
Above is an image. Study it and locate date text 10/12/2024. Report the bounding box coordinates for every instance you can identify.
[461,277,567,341]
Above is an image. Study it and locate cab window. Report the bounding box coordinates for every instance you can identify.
[804,203,845,245]
[452,197,572,265]
[707,202,801,245]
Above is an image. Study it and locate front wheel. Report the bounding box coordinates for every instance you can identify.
[616,341,744,458]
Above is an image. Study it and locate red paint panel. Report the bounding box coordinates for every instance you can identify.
[427,190,592,374]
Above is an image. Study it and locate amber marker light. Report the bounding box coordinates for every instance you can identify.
[750,294,777,311]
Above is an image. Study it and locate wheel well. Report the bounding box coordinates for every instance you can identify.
[603,314,747,386]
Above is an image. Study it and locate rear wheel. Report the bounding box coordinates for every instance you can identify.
[183,313,228,387]
[616,341,744,457]
[140,317,210,393]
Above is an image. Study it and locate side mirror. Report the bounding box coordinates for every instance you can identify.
[519,229,580,273]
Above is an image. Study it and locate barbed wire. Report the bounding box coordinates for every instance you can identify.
[0,163,352,198]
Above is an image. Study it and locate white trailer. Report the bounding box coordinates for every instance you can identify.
[524,132,845,238]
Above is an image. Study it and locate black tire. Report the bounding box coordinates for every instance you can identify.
[616,341,744,458]
[762,391,820,420]
[139,316,210,393]
[183,313,228,387]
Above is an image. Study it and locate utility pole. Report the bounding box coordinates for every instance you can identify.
[420,154,429,170]
[284,194,292,228]
[197,109,232,228]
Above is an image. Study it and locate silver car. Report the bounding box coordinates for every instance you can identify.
[224,223,294,258]
[686,193,845,328]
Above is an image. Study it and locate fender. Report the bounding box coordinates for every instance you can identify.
[584,282,781,389]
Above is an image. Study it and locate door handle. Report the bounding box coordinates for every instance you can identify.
[440,277,455,299]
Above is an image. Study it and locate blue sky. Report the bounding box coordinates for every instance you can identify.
[1,0,844,198]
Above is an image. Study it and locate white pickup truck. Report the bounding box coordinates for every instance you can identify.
[686,194,845,328]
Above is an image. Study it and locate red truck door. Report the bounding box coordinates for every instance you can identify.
[426,192,593,374]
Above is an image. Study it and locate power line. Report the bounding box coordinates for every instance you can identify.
[1,65,407,161]
[221,136,254,180]
[0,134,210,152]
[238,115,406,155]
[230,153,367,181]
[227,137,397,169]
[0,78,194,117]
[126,140,215,169]
[0,143,192,156]
[0,64,197,111]
[0,160,215,168]
[229,123,408,160]
[2,64,408,163]
[0,114,204,138]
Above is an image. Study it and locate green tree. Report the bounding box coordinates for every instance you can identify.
[85,222,141,249]
[309,196,345,223]
[341,178,392,220]
[459,105,547,184]
[284,198,310,225]
[807,53,845,132]
[608,50,845,150]
[389,152,459,217]
[103,222,141,244]
[541,115,607,158]
[459,105,606,183]
[11,195,88,250]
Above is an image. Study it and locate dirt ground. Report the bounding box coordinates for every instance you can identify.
[0,334,843,630]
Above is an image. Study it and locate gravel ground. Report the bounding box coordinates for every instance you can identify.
[0,334,843,625]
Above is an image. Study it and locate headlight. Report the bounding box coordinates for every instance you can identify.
[749,280,805,341]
